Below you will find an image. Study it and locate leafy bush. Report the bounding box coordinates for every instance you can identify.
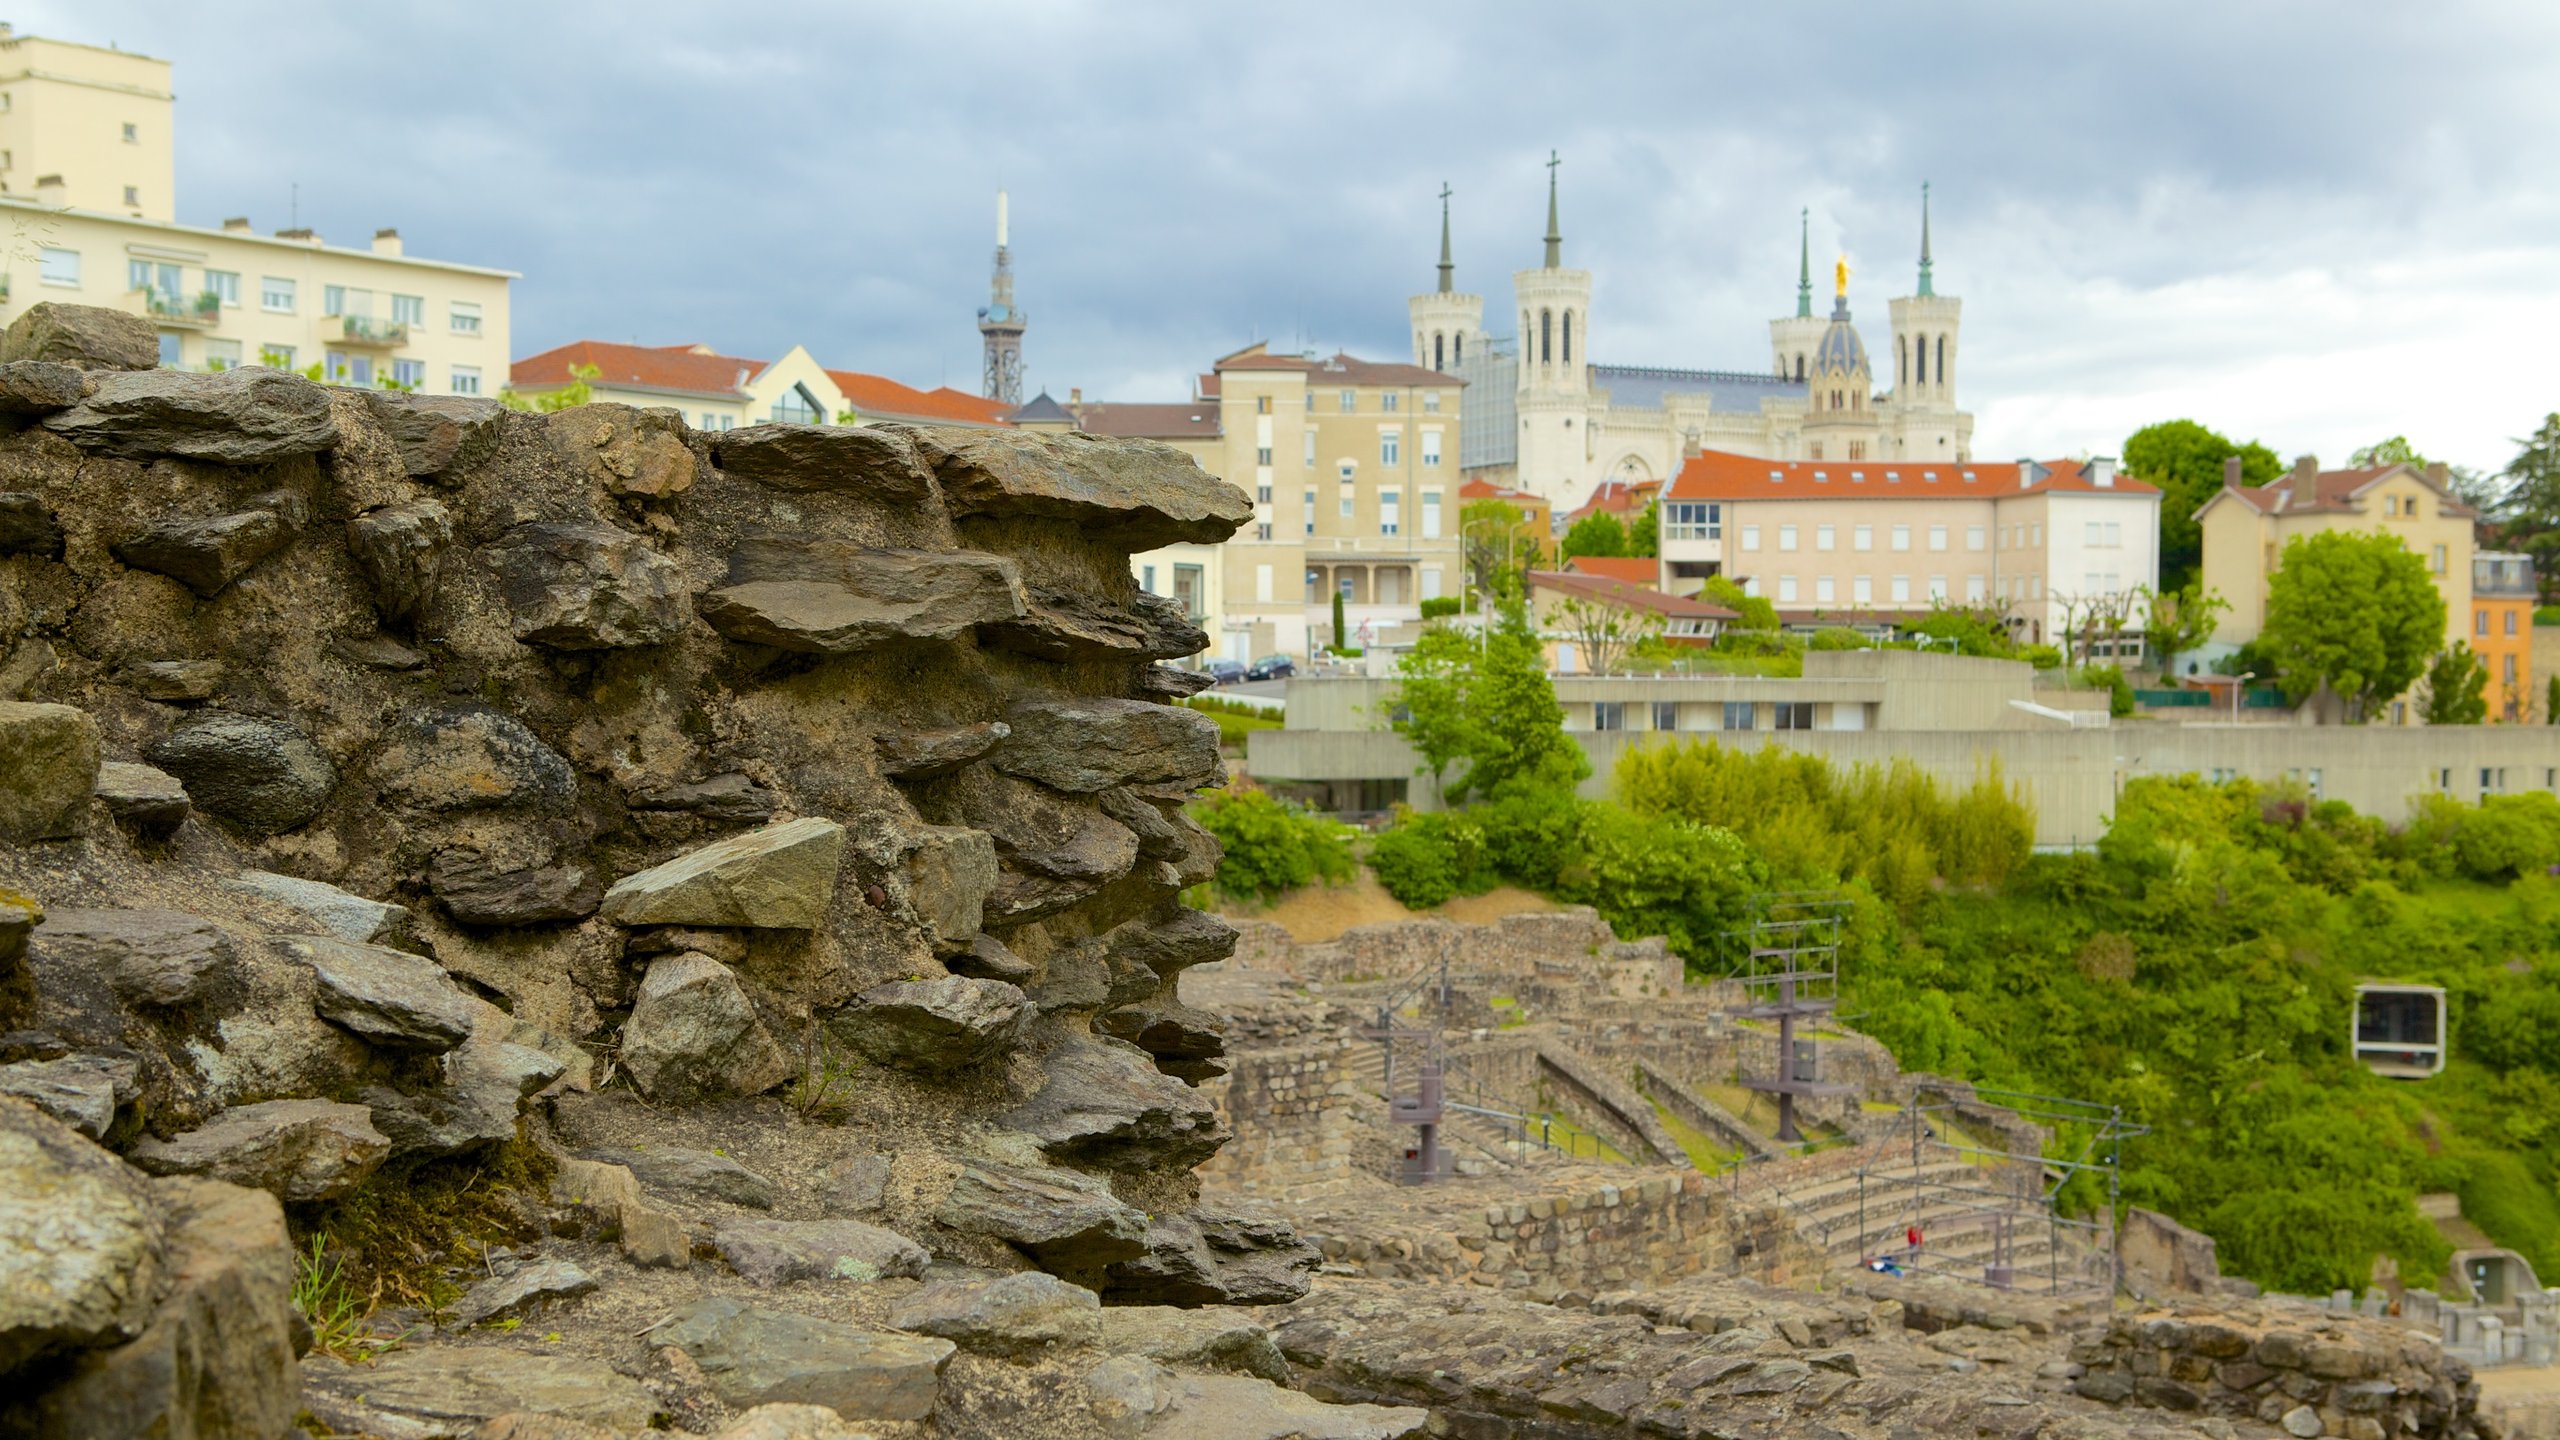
[2078,663,2136,717]
[2450,793,2560,880]
[1369,810,1486,908]
[1808,626,1869,651]
[1699,575,1780,631]
[2021,644,2065,670]
[1192,790,1353,901]
[1419,595,1463,620]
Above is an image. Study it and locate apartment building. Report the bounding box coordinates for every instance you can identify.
[0,27,514,394]
[508,340,1013,431]
[2195,456,2477,664]
[2471,551,2536,721]
[1655,449,2161,649]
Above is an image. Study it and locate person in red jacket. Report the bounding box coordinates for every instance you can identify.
[1906,1224,1924,1259]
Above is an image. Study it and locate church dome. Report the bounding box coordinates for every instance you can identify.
[1813,300,1867,375]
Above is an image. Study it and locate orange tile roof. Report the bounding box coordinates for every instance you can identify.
[1563,556,1661,586]
[1666,449,2157,502]
[1527,569,1736,620]
[825,370,1012,426]
[1459,476,1544,503]
[1564,477,1663,524]
[512,339,767,396]
[2210,464,2475,520]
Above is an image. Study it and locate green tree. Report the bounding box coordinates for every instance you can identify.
[500,361,601,414]
[2123,420,2282,587]
[2503,416,2560,566]
[1460,498,1539,603]
[2423,644,2490,725]
[1626,501,1659,557]
[1191,790,1353,901]
[2547,673,2559,725]
[1699,574,1779,631]
[1560,510,1629,561]
[1551,591,1666,675]
[2259,530,2446,720]
[2143,582,2231,678]
[1391,601,1589,802]
[1330,587,1347,652]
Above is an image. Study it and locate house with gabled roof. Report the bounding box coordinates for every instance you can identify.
[509,340,1012,433]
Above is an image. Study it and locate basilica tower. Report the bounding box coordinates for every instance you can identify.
[1886,182,1966,457]
[1801,256,1875,461]
[977,190,1026,406]
[1514,151,1592,504]
[1409,184,1483,373]
[1767,209,1827,384]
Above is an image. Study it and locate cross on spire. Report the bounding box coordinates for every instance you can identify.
[1543,150,1562,268]
[1437,182,1454,294]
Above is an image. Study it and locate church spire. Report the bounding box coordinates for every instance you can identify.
[1436,182,1454,294]
[1542,150,1562,268]
[1795,207,1811,319]
[1917,181,1935,298]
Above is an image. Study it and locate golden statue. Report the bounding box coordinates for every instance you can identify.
[1834,255,1850,297]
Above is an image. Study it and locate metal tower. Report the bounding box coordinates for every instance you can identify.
[977,190,1026,406]
[1730,894,1856,1142]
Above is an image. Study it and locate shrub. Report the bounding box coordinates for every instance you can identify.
[1192,790,1353,901]
[2021,644,2064,670]
[1808,626,1869,652]
[2079,663,2136,717]
[1419,596,1463,620]
[2451,792,2560,880]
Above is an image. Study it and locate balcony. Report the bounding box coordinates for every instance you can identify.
[335,315,411,347]
[138,289,222,329]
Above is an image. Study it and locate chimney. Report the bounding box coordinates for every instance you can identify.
[1682,429,1702,459]
[1069,387,1082,405]
[2016,457,2043,488]
[2222,455,2242,487]
[275,228,320,246]
[2292,454,2319,485]
[2089,455,2117,489]
[32,173,64,205]
[222,216,253,233]
[2425,460,2449,487]
[371,227,402,257]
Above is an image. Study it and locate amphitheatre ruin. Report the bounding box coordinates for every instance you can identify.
[0,302,2543,1439]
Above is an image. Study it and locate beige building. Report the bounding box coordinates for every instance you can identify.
[0,27,514,393]
[2195,456,2477,686]
[509,339,1013,431]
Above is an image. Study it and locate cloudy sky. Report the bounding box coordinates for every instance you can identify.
[41,2,2560,473]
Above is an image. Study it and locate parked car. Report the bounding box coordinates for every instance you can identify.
[1203,659,1247,686]
[1246,655,1296,681]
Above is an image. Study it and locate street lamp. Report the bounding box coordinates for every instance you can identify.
[2232,671,2256,724]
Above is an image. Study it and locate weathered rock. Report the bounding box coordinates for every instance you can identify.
[819,1151,891,1217]
[546,404,698,499]
[891,1270,1101,1356]
[894,825,996,952]
[629,772,777,826]
[0,701,99,842]
[379,705,577,813]
[0,1097,168,1375]
[938,768,1137,921]
[127,1098,390,1202]
[708,1404,880,1440]
[653,1297,955,1421]
[367,1032,563,1157]
[44,367,339,463]
[876,721,1010,780]
[229,869,411,946]
[469,1416,624,1440]
[1097,997,1227,1082]
[936,1156,1148,1275]
[0,491,65,557]
[1099,1307,1291,1384]
[909,428,1252,548]
[948,932,1035,984]
[601,818,847,930]
[711,423,938,499]
[0,1052,136,1140]
[361,391,506,478]
[0,1174,298,1440]
[1003,1035,1225,1172]
[348,499,455,626]
[144,711,335,835]
[447,1257,600,1328]
[994,697,1223,794]
[619,952,792,1104]
[834,976,1027,1073]
[0,890,35,968]
[113,508,294,598]
[699,538,1026,653]
[32,907,238,1008]
[1108,908,1237,980]
[1137,664,1216,700]
[1104,1207,1317,1307]
[95,760,190,837]
[282,935,480,1053]
[601,1145,780,1209]
[116,657,226,701]
[1085,1355,1425,1440]
[431,856,601,927]
[2,301,157,371]
[331,633,428,670]
[299,1347,659,1436]
[710,1218,929,1287]
[0,361,90,419]
[985,586,1208,663]
[489,522,688,650]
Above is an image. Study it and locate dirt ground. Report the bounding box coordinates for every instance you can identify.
[1218,872,1556,943]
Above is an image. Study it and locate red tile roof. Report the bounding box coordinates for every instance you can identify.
[1564,477,1663,524]
[1073,402,1220,439]
[512,339,765,396]
[825,370,1012,426]
[1563,556,1661,586]
[1527,569,1737,620]
[1214,347,1460,389]
[1459,476,1544,503]
[2206,464,2475,520]
[1666,449,2158,502]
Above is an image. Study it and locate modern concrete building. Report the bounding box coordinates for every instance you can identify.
[0,27,515,394]
[508,340,1012,432]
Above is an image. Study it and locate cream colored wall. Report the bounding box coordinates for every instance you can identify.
[0,199,514,397]
[0,34,172,218]
[2203,469,2473,651]
[1725,494,2000,614]
[2198,497,2269,643]
[741,346,844,425]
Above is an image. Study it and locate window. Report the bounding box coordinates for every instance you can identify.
[1890,524,1911,552]
[1777,575,1798,602]
[38,247,79,286]
[450,301,483,335]
[1141,565,1158,593]
[1424,391,1442,413]
[1257,566,1275,603]
[2431,544,2447,575]
[123,122,140,142]
[325,351,353,383]
[451,365,482,395]
[1303,430,1315,465]
[1967,524,1986,551]
[1854,524,1874,552]
[1663,502,1721,541]
[156,332,182,366]
[1422,491,1442,539]
[1928,524,1948,552]
[1816,575,1835,603]
[1848,441,1866,460]
[2030,523,2042,546]
[1338,576,1355,600]
[1339,389,1356,413]
[1303,490,1315,536]
[771,385,821,425]
[2507,609,2519,636]
[1816,523,1836,552]
[1380,430,1400,466]
[1255,482,1272,503]
[323,285,346,317]
[2482,767,2500,793]
[1257,446,1273,466]
[391,358,425,388]
[1966,574,1986,604]
[1256,395,1271,415]
[1891,576,1911,602]
[1722,702,1755,730]
[1255,522,1273,541]
[1381,392,1399,413]
[1741,525,1762,552]
[384,294,424,328]
[1593,702,1624,732]
[201,270,239,306]
[204,338,242,370]
[261,276,296,312]
[1563,311,1573,363]
[1337,461,1355,482]
[1340,494,1355,519]
[1778,524,1799,552]
[2504,653,2518,684]
[1421,430,1441,467]
[1853,575,1873,603]
[1653,701,1679,731]
[1928,575,1948,601]
[2384,495,2399,516]
[1774,702,1815,731]
[1380,490,1400,536]
[2478,609,2491,637]
[260,345,295,370]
